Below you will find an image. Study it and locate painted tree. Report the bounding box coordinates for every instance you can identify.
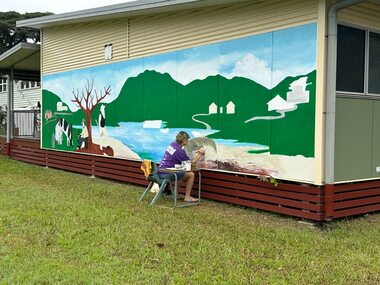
[72,79,111,149]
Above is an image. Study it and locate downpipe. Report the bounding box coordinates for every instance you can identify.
[324,0,365,220]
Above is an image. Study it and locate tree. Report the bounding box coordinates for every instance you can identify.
[72,79,111,151]
[0,11,53,54]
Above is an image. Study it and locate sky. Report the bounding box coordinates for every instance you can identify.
[44,23,317,112]
[0,0,134,14]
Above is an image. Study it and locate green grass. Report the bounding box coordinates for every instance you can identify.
[0,156,379,284]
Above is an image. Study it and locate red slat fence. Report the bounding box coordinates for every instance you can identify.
[0,137,9,156]
[8,139,147,187]
[333,182,380,218]
[2,138,380,221]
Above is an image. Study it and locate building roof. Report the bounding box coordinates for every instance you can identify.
[17,0,249,29]
[0,42,40,81]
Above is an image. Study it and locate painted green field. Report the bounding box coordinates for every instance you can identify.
[0,156,379,284]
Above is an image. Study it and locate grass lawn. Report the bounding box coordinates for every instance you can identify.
[0,156,379,284]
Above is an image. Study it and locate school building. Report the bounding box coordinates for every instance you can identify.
[0,0,379,220]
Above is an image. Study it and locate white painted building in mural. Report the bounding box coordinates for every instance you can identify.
[208,102,235,114]
[226,101,235,114]
[208,103,217,114]
[267,95,295,112]
[56,101,68,112]
[286,77,310,104]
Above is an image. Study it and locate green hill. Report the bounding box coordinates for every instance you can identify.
[203,75,273,146]
[42,69,316,157]
[270,71,316,157]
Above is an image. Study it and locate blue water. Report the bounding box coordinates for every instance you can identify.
[77,122,268,162]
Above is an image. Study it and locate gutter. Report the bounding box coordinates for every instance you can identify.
[16,0,240,29]
[325,0,365,185]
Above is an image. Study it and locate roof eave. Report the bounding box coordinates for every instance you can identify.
[0,42,40,63]
[0,42,41,80]
[17,0,243,29]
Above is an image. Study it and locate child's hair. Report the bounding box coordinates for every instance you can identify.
[176,131,190,144]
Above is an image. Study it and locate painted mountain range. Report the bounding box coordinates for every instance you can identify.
[42,69,316,157]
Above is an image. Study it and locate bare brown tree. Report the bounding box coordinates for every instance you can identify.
[72,79,111,150]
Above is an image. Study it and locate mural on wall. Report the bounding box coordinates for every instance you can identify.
[42,23,317,183]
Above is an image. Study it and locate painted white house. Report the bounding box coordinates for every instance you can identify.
[57,101,68,112]
[267,95,295,112]
[208,102,217,114]
[226,101,235,114]
[286,77,310,104]
[209,101,235,114]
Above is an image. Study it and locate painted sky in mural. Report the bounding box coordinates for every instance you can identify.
[44,24,316,112]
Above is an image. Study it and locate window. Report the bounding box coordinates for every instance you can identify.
[337,24,380,95]
[0,79,6,93]
[369,32,380,94]
[20,81,41,90]
[104,44,113,60]
[337,25,365,93]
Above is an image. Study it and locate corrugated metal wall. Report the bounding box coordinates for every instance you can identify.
[42,19,129,74]
[338,2,380,30]
[42,0,318,75]
[128,0,318,58]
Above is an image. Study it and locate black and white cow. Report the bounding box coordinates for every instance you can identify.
[55,118,73,146]
[98,105,107,138]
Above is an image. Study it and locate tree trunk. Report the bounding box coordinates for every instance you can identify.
[86,111,93,147]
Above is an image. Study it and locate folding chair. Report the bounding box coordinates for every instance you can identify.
[139,160,173,206]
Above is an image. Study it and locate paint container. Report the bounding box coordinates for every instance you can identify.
[182,160,192,171]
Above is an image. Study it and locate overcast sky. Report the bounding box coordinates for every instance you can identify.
[0,0,135,14]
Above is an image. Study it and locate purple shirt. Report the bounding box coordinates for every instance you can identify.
[159,141,190,170]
